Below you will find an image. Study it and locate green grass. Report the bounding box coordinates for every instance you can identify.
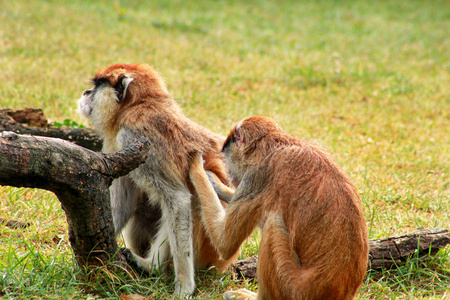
[1,0,449,298]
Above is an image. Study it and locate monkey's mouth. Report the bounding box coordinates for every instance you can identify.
[78,98,93,117]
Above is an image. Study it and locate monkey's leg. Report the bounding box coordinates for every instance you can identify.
[128,187,196,296]
[159,191,195,296]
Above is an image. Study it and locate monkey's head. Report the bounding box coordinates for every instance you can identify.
[78,64,170,140]
[222,116,283,185]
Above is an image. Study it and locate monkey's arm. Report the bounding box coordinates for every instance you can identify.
[110,176,140,234]
[206,171,235,203]
[190,154,259,260]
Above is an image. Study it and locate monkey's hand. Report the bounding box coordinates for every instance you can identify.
[206,171,235,203]
[188,151,234,203]
[188,152,221,206]
[120,248,149,276]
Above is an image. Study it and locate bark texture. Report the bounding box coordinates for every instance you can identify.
[368,227,450,269]
[0,131,150,267]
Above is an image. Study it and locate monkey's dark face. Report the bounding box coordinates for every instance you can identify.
[222,123,246,186]
[79,75,133,116]
[78,75,134,142]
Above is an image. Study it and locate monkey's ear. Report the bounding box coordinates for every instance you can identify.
[115,75,134,103]
[235,127,243,148]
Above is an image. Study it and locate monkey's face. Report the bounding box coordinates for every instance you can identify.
[79,76,134,117]
[78,75,133,131]
[222,122,246,186]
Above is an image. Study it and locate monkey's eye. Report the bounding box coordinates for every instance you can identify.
[83,89,93,96]
[91,77,110,88]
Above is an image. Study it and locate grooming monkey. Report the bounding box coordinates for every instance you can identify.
[189,116,369,300]
[78,64,239,296]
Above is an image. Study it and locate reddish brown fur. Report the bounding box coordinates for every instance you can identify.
[190,116,369,299]
[93,63,238,270]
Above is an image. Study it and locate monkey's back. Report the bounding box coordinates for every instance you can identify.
[259,143,368,299]
[119,100,226,180]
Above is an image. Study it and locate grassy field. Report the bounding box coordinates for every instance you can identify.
[1,0,449,298]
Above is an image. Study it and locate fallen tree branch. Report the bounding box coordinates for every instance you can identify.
[0,131,150,268]
[232,228,450,280]
[0,108,102,151]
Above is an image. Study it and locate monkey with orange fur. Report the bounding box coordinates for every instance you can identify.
[189,116,369,300]
[78,64,239,297]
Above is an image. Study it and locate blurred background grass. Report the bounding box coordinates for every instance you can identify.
[1,0,449,298]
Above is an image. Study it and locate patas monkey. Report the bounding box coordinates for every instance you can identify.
[189,116,369,300]
[78,64,238,296]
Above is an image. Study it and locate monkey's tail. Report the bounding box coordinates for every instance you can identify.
[259,213,335,300]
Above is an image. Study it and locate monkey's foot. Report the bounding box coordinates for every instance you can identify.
[173,283,195,299]
[120,247,149,276]
[223,289,257,300]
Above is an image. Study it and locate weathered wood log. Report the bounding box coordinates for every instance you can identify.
[0,131,150,268]
[368,227,450,269]
[0,108,102,151]
[232,228,450,279]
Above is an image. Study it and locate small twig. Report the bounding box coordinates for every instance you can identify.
[0,218,30,229]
